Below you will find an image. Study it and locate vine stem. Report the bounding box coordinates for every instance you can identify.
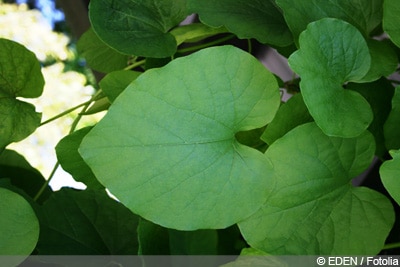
[383,242,400,250]
[33,90,101,201]
[124,59,146,70]
[177,34,235,54]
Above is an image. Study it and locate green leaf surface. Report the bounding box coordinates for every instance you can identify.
[380,149,400,206]
[188,0,292,47]
[359,39,398,83]
[77,28,130,73]
[169,229,218,255]
[276,0,382,41]
[383,0,400,48]
[0,38,44,148]
[347,79,395,158]
[239,123,394,255]
[0,188,39,258]
[99,70,141,102]
[288,18,373,137]
[36,188,139,255]
[384,86,400,150]
[56,127,104,189]
[138,218,170,255]
[80,45,280,230]
[89,0,188,58]
[261,93,313,145]
[0,149,51,203]
[171,23,229,45]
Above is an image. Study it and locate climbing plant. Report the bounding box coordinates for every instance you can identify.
[1,0,400,264]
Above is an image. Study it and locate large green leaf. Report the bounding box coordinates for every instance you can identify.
[383,0,400,48]
[55,127,104,189]
[188,0,292,47]
[288,18,373,137]
[77,28,130,73]
[0,38,44,148]
[276,0,382,41]
[380,149,400,206]
[0,188,39,262]
[239,123,394,255]
[384,86,400,150]
[36,188,139,255]
[80,45,281,230]
[89,0,188,58]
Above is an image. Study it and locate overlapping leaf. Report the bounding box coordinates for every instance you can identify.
[188,0,292,47]
[0,188,39,265]
[239,123,394,255]
[0,38,44,148]
[89,0,188,58]
[380,149,400,206]
[383,0,400,48]
[288,18,373,137]
[80,45,281,230]
[384,86,400,150]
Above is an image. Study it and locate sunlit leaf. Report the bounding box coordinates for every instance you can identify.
[89,0,188,57]
[383,0,400,48]
[0,188,39,264]
[380,149,400,206]
[80,45,280,230]
[288,18,372,137]
[239,123,394,255]
[0,38,44,148]
[36,188,139,255]
[188,0,292,47]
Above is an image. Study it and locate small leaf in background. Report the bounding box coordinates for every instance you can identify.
[384,86,400,150]
[77,28,130,73]
[0,149,51,203]
[288,18,372,137]
[171,23,229,45]
[239,123,394,255]
[89,0,188,58]
[0,188,39,265]
[0,38,44,148]
[36,188,139,255]
[347,78,395,158]
[276,0,382,41]
[169,229,218,255]
[380,149,400,206]
[261,93,313,145]
[55,127,104,189]
[80,45,281,230]
[188,0,292,47]
[383,0,400,48]
[99,70,141,102]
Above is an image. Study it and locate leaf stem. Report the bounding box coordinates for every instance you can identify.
[33,162,60,201]
[383,242,400,250]
[177,34,235,54]
[124,59,146,70]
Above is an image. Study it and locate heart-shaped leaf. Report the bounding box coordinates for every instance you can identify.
[80,45,281,230]
[276,0,382,41]
[239,123,394,255]
[89,0,188,58]
[188,0,292,47]
[0,38,44,148]
[288,18,373,137]
[383,0,400,48]
[0,188,39,264]
[380,149,400,206]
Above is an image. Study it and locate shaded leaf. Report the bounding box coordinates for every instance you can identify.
[384,86,400,150]
[137,218,170,255]
[99,70,141,102]
[380,149,400,206]
[0,188,39,264]
[239,123,394,255]
[188,0,292,47]
[276,0,382,41]
[89,0,188,57]
[171,23,229,45]
[56,127,104,189]
[169,229,218,255]
[77,28,130,73]
[36,188,139,255]
[80,45,280,230]
[383,0,400,48]
[0,38,44,148]
[288,18,372,137]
